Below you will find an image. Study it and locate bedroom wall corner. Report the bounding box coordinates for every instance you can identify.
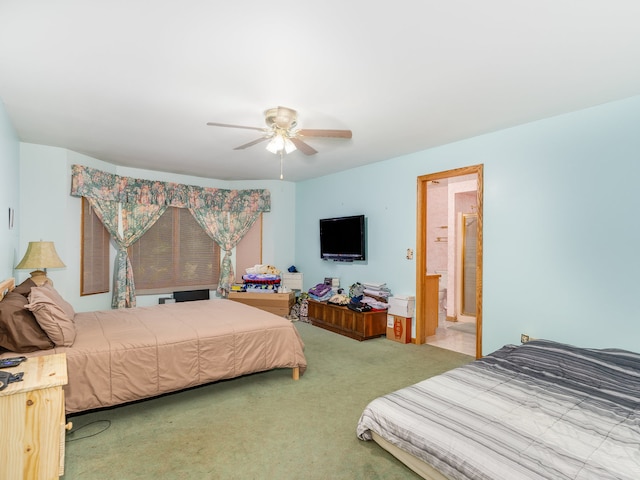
[18,144,115,312]
[233,179,296,274]
[0,99,20,281]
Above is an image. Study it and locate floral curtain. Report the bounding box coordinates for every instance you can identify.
[189,209,260,296]
[70,165,271,212]
[71,165,271,308]
[87,198,167,308]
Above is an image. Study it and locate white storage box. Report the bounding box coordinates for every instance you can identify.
[388,295,415,317]
[281,272,304,291]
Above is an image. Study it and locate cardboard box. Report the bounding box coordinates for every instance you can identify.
[386,314,412,343]
[388,295,415,317]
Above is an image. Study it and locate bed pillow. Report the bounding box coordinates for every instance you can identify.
[25,286,76,347]
[33,284,76,321]
[0,291,54,352]
[12,277,38,297]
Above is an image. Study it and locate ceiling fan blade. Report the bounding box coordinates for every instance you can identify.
[207,122,265,132]
[297,129,352,139]
[233,137,270,150]
[290,137,318,155]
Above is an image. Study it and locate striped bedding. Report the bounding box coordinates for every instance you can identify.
[357,340,640,479]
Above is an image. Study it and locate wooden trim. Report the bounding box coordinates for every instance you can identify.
[416,179,428,345]
[475,166,484,358]
[0,277,16,301]
[415,164,484,358]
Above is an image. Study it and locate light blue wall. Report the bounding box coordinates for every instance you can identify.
[0,100,20,280]
[296,95,640,354]
[16,149,296,311]
[4,95,639,354]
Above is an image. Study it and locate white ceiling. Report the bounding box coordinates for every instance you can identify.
[1,1,640,182]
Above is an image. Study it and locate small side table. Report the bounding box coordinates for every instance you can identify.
[0,353,69,479]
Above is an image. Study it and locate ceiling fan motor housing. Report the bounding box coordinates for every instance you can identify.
[265,106,297,130]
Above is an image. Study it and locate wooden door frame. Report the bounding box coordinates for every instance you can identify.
[415,164,483,358]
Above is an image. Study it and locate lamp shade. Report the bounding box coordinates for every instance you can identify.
[16,241,66,270]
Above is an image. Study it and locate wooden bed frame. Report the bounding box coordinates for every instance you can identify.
[0,277,15,301]
[371,432,450,480]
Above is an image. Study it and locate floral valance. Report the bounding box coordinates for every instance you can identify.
[70,164,271,212]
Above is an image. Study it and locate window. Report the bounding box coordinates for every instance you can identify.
[82,204,263,295]
[81,198,110,295]
[128,207,220,293]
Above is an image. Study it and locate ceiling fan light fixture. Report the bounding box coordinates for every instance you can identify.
[283,137,296,154]
[265,133,297,155]
[266,134,284,154]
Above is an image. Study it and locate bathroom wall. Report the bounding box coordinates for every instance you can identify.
[426,183,448,274]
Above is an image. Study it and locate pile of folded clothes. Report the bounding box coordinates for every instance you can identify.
[307,280,392,311]
[348,281,391,311]
[240,264,282,293]
[242,273,281,293]
[308,282,333,302]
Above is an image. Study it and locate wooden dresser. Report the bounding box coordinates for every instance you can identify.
[228,291,295,316]
[0,353,69,479]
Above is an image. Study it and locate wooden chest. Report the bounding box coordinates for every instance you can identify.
[307,299,387,341]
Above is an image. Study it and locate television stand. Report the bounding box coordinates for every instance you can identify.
[307,300,387,341]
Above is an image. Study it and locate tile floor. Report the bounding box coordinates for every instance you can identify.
[426,316,476,357]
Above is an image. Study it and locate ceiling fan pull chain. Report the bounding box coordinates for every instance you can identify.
[280,151,284,180]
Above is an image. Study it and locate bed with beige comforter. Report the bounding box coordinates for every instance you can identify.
[1,297,307,413]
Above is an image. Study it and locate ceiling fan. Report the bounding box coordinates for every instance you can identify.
[207,106,352,156]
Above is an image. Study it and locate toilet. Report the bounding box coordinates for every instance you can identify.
[435,270,448,324]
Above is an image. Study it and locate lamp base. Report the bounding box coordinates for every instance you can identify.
[29,270,52,287]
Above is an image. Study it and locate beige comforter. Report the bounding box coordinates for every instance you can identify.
[4,299,306,413]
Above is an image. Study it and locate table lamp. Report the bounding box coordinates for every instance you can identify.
[15,241,66,286]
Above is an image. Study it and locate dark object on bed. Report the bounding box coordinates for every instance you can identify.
[357,339,640,480]
[173,289,210,302]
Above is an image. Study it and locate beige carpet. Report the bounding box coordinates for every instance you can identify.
[62,322,473,480]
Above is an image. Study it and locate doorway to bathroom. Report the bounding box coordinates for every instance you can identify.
[414,165,483,359]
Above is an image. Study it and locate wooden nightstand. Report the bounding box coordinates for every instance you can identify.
[0,353,69,479]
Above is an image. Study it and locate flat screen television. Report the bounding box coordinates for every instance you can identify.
[319,215,366,261]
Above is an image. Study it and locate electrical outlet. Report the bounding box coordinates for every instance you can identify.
[521,334,530,343]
